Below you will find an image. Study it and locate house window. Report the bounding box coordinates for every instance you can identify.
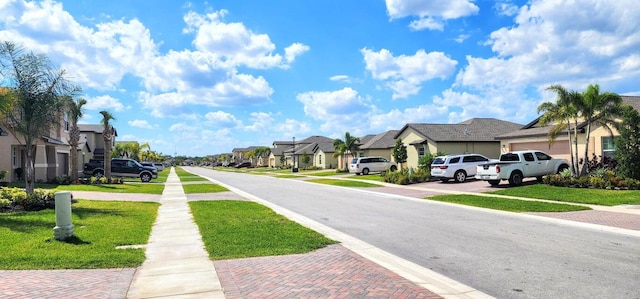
[319,154,322,164]
[12,147,16,166]
[602,136,615,158]
[64,112,70,131]
[418,147,425,157]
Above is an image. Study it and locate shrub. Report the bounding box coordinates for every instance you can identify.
[0,198,10,209]
[409,168,430,183]
[98,177,108,184]
[0,187,57,212]
[54,175,71,185]
[589,177,605,189]
[303,166,323,171]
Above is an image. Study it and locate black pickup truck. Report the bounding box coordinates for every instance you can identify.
[83,158,158,182]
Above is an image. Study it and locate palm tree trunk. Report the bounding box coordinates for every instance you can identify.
[580,122,592,176]
[565,120,575,176]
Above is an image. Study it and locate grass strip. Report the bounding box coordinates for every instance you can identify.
[190,200,336,260]
[306,178,381,187]
[308,171,341,177]
[275,174,302,178]
[53,183,164,194]
[487,184,640,206]
[0,200,158,269]
[428,194,591,212]
[346,175,386,182]
[182,183,229,194]
[174,167,208,181]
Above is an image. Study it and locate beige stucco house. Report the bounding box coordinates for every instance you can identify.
[394,118,523,169]
[496,96,640,163]
[0,117,116,183]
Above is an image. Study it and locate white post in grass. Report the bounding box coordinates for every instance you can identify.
[53,191,74,240]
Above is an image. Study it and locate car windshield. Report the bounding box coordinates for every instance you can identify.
[432,157,446,165]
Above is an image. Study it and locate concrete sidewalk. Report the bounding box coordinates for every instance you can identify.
[126,168,225,298]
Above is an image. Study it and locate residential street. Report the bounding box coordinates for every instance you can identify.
[186,167,640,299]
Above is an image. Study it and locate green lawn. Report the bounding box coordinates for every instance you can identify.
[308,171,341,177]
[52,183,165,194]
[275,174,303,178]
[190,200,336,260]
[0,200,158,269]
[182,183,229,194]
[306,178,381,187]
[487,184,640,206]
[346,174,386,182]
[428,194,591,212]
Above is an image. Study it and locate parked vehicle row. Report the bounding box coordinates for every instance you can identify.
[430,150,568,186]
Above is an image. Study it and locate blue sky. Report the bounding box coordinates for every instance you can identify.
[1,0,639,157]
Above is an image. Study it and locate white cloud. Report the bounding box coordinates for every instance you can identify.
[296,87,377,134]
[385,0,479,30]
[244,112,273,132]
[204,111,242,128]
[183,10,302,70]
[494,1,520,16]
[329,75,351,83]
[85,95,128,112]
[284,43,310,64]
[128,120,153,129]
[361,48,458,99]
[409,17,443,31]
[456,0,640,95]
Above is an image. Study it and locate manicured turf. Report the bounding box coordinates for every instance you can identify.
[182,183,229,194]
[53,183,165,194]
[346,174,386,182]
[306,178,381,187]
[428,194,591,212]
[174,167,208,181]
[0,200,158,269]
[487,184,640,206]
[190,200,336,260]
[308,171,341,177]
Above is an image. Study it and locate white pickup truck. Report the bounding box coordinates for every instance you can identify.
[475,150,569,186]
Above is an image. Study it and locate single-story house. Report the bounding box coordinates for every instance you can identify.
[394,118,524,169]
[496,95,640,163]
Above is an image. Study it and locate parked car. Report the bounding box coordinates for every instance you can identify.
[83,158,158,182]
[475,150,569,186]
[349,156,397,175]
[153,163,165,171]
[234,161,252,168]
[431,154,491,183]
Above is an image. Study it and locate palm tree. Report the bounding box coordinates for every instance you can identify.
[539,85,581,175]
[576,84,622,175]
[100,110,116,181]
[253,146,271,167]
[67,97,86,183]
[333,132,360,170]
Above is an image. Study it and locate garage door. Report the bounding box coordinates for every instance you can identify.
[510,141,570,159]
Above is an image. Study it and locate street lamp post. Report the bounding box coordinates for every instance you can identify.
[292,136,298,173]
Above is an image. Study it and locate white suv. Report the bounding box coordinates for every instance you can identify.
[349,156,397,175]
[431,154,490,183]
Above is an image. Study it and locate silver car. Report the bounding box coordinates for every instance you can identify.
[349,156,397,175]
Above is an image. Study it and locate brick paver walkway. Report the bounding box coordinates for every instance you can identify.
[527,210,640,230]
[214,244,442,299]
[0,268,134,299]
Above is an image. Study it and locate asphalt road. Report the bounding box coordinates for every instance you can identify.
[186,167,640,299]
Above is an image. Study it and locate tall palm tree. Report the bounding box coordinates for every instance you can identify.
[576,84,622,175]
[539,85,581,175]
[67,97,86,183]
[100,110,116,181]
[333,132,360,170]
[253,146,271,167]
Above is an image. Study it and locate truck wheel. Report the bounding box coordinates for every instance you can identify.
[140,172,151,182]
[389,165,397,172]
[508,171,523,186]
[93,170,104,178]
[362,168,370,175]
[557,164,569,174]
[488,180,500,186]
[454,170,467,183]
[536,176,543,182]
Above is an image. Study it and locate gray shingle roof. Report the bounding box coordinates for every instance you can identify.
[497,95,640,139]
[395,118,523,142]
[298,135,334,144]
[360,130,399,149]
